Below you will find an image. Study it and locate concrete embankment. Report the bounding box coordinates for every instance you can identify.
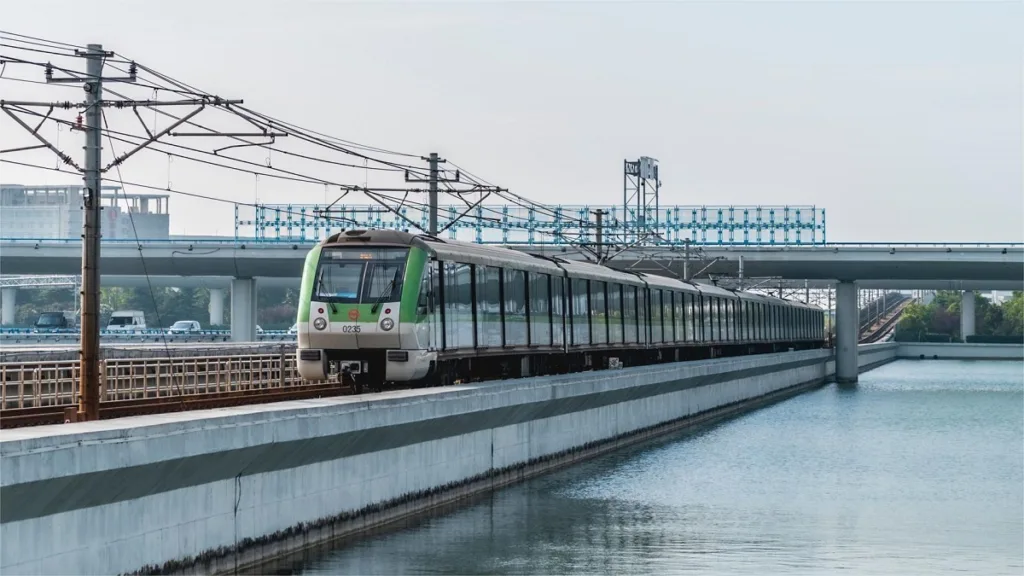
[896,342,1023,361]
[1,346,888,575]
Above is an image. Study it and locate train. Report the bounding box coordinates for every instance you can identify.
[295,230,827,390]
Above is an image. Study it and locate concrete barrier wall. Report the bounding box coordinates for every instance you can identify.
[823,342,898,378]
[0,345,891,575]
[897,342,1024,361]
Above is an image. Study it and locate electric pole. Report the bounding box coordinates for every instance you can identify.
[592,208,607,260]
[405,152,460,236]
[683,238,691,281]
[4,42,246,421]
[79,44,105,421]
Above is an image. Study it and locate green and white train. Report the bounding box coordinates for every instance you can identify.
[296,230,826,389]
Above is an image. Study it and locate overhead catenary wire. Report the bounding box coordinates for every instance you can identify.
[0,29,85,50]
[100,107,186,401]
[0,158,362,227]
[1,35,586,243]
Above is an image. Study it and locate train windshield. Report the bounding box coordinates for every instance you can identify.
[315,247,408,304]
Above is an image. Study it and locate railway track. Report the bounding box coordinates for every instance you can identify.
[0,383,348,429]
[860,299,913,344]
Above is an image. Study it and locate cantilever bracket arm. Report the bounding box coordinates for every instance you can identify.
[362,189,427,234]
[214,134,285,155]
[438,191,492,234]
[104,105,206,171]
[0,105,81,170]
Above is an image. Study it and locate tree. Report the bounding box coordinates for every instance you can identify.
[896,291,1023,341]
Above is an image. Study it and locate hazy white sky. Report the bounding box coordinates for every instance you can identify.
[1,0,1021,242]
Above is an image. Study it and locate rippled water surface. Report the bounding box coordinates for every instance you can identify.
[283,360,1024,575]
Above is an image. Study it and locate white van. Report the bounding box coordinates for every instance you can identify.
[106,310,147,332]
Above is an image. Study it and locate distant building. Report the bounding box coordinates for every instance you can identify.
[0,184,170,239]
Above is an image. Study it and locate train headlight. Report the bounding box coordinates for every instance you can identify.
[380,317,395,331]
[313,317,327,331]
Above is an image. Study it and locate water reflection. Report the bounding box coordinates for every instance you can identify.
[274,360,1023,575]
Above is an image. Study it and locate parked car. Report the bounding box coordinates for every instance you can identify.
[167,320,201,334]
[34,311,77,330]
[106,310,147,332]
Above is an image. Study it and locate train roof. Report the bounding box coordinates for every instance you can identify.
[321,230,822,310]
[635,272,702,294]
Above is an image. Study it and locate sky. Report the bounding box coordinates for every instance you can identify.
[1,0,1021,242]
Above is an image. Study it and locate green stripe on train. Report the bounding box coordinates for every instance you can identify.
[401,247,428,323]
[297,244,322,323]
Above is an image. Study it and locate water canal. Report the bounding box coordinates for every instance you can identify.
[263,360,1024,575]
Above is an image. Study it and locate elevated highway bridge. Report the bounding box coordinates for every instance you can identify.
[2,238,1022,288]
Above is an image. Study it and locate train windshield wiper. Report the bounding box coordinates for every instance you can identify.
[317,274,338,314]
[370,267,402,314]
[370,279,395,314]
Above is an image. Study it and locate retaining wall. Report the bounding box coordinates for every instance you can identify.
[2,346,885,575]
[897,342,1024,361]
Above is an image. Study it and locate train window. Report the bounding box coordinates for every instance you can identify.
[529,272,552,346]
[686,294,695,342]
[608,283,623,344]
[571,278,589,346]
[724,300,732,342]
[730,300,736,342]
[706,297,716,342]
[725,299,731,342]
[749,302,755,341]
[623,285,638,343]
[443,262,473,350]
[712,299,720,341]
[671,291,679,340]
[475,266,502,348]
[651,290,660,343]
[638,286,649,344]
[665,291,676,342]
[504,269,527,347]
[551,276,565,347]
[742,301,749,341]
[590,281,608,344]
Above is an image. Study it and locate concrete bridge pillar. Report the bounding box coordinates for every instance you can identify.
[230,278,258,342]
[960,290,975,342]
[1,287,16,326]
[209,288,225,326]
[835,280,858,384]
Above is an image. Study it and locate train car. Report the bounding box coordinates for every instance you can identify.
[295,230,825,389]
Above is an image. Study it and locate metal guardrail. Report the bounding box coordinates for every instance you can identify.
[0,329,297,345]
[0,328,292,336]
[0,351,331,410]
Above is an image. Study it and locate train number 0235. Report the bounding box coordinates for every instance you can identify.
[341,325,361,333]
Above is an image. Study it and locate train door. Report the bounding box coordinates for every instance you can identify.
[429,260,443,350]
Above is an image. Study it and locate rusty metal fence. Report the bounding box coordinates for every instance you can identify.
[1,352,330,410]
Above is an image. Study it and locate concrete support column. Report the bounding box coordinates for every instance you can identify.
[835,280,859,384]
[230,278,257,342]
[1,287,16,326]
[209,288,225,327]
[960,290,975,342]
